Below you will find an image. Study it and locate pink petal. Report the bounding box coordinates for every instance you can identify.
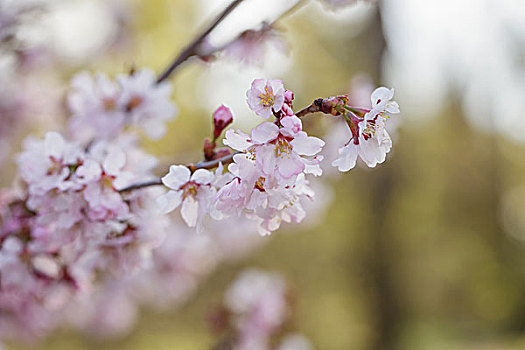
[45,132,66,159]
[103,149,126,176]
[277,153,305,178]
[251,122,279,144]
[290,136,325,156]
[280,116,302,137]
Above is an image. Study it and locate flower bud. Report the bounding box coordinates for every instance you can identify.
[213,105,234,139]
[203,137,215,160]
[284,90,294,105]
[321,95,349,116]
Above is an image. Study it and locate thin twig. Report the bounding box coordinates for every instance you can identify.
[202,0,307,58]
[295,98,324,117]
[156,0,245,83]
[118,152,241,193]
[119,95,334,193]
[118,179,162,193]
[188,151,240,172]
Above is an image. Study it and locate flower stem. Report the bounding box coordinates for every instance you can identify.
[295,98,324,117]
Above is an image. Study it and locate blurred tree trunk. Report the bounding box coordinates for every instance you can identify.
[361,3,403,350]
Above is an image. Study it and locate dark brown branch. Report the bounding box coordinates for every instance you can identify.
[118,152,241,193]
[188,151,240,172]
[118,178,162,193]
[156,0,245,83]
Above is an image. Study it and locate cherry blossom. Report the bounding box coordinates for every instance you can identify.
[67,69,177,143]
[0,0,403,344]
[117,68,178,139]
[223,25,288,66]
[17,132,83,196]
[332,87,400,172]
[68,72,125,143]
[217,269,315,350]
[224,116,324,180]
[217,111,324,235]
[246,79,286,119]
[156,165,216,228]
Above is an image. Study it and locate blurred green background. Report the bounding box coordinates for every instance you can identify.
[10,0,525,349]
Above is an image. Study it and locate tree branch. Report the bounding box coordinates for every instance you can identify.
[156,0,245,83]
[118,152,241,193]
[295,98,324,117]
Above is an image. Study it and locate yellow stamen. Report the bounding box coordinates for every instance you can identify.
[259,87,275,107]
[275,138,292,157]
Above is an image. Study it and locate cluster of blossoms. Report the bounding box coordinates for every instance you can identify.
[1,129,163,340]
[0,71,398,344]
[0,0,400,346]
[68,68,177,143]
[158,78,399,235]
[211,269,314,350]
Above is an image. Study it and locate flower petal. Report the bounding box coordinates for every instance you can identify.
[103,149,126,176]
[181,196,199,227]
[251,122,279,144]
[191,169,214,185]
[45,132,66,159]
[277,153,305,178]
[332,143,358,172]
[223,129,252,151]
[371,87,394,106]
[290,136,325,156]
[161,165,191,190]
[156,190,182,214]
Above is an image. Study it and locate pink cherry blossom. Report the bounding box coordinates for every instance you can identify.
[17,132,83,196]
[223,25,288,66]
[246,79,286,119]
[225,269,289,348]
[68,69,178,143]
[224,116,324,180]
[117,69,178,139]
[217,99,325,235]
[68,72,125,143]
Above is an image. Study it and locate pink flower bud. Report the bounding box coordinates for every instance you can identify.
[284,90,294,104]
[321,95,349,116]
[203,137,216,160]
[213,105,234,139]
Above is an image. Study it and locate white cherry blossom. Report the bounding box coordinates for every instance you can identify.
[332,87,399,172]
[157,165,215,228]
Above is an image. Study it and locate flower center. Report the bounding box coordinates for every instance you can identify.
[101,174,115,190]
[246,148,256,160]
[275,137,292,157]
[47,156,62,175]
[102,97,117,111]
[361,120,377,141]
[126,95,143,112]
[259,87,275,107]
[255,177,266,191]
[181,182,199,198]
